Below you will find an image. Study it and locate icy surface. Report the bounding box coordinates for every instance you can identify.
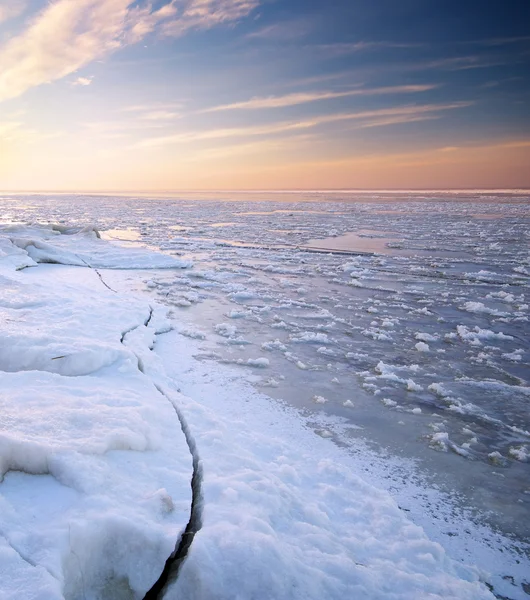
[0,227,193,599]
[1,191,529,599]
[155,331,493,600]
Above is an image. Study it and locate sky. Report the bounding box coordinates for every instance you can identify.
[0,0,529,191]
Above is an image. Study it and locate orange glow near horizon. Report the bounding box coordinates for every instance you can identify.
[0,0,529,192]
[2,137,529,192]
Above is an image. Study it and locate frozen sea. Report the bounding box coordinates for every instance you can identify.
[1,189,529,599]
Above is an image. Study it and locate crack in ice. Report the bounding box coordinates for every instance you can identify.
[119,313,203,599]
[143,384,203,600]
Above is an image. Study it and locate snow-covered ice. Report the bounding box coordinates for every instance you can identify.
[0,226,193,599]
[1,191,529,599]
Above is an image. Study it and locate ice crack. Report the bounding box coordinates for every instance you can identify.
[143,384,203,600]
[118,314,203,599]
[76,255,116,293]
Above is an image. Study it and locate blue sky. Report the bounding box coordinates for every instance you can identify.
[0,0,529,190]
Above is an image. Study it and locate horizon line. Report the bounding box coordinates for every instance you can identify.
[2,188,530,195]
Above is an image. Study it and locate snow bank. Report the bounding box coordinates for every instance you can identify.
[155,333,495,600]
[0,227,193,599]
[2,224,192,269]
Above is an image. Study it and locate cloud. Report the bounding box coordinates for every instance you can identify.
[83,119,171,134]
[160,0,259,37]
[72,76,94,86]
[140,110,180,120]
[423,55,507,71]
[135,101,472,148]
[0,0,258,104]
[0,1,26,24]
[245,18,314,42]
[200,84,437,112]
[122,102,184,112]
[314,40,421,57]
[0,0,140,103]
[358,114,440,128]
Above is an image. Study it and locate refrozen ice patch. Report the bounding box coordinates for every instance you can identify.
[226,309,251,319]
[415,332,439,342]
[406,379,423,392]
[375,362,407,384]
[428,432,469,456]
[362,328,393,341]
[317,346,337,357]
[214,323,238,338]
[428,383,450,398]
[176,325,207,340]
[487,451,506,466]
[381,398,398,407]
[508,446,529,462]
[461,302,508,317]
[313,395,328,404]
[261,339,288,352]
[502,349,524,362]
[456,325,513,345]
[228,289,259,301]
[290,331,331,344]
[239,357,270,368]
[415,341,430,352]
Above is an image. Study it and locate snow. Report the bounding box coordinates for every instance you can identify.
[214,323,238,337]
[243,357,270,368]
[3,224,192,270]
[0,227,193,599]
[406,379,423,392]
[290,331,331,344]
[154,331,494,600]
[415,341,430,352]
[1,192,529,600]
[0,223,502,600]
[312,395,328,404]
[461,301,508,317]
[508,446,529,462]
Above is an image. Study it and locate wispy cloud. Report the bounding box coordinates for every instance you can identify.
[140,110,181,120]
[314,40,422,57]
[122,102,184,112]
[135,101,472,148]
[0,0,146,103]
[200,84,438,112]
[72,76,94,86]
[0,0,259,104]
[84,119,172,134]
[423,55,508,71]
[161,0,259,37]
[245,18,314,41]
[357,114,440,128]
[119,103,182,121]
